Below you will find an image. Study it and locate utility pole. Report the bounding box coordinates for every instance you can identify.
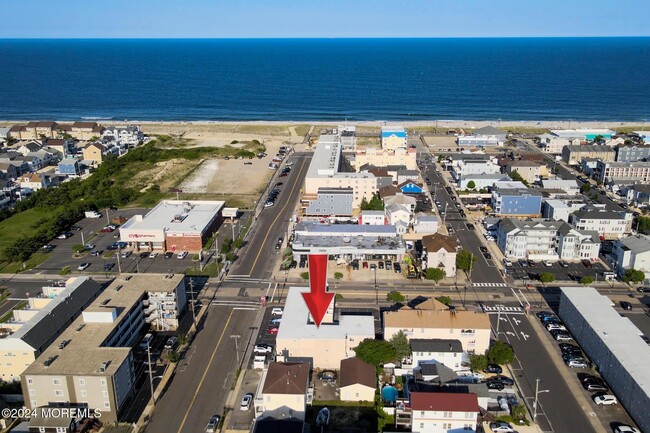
[230,335,241,365]
[189,277,197,325]
[214,234,221,275]
[146,340,155,406]
[116,250,122,274]
[373,268,378,305]
[533,378,549,419]
[231,216,235,241]
[496,306,501,335]
[81,231,85,246]
[106,208,110,225]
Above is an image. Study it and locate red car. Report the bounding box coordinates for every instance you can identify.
[362,261,369,269]
[267,327,279,335]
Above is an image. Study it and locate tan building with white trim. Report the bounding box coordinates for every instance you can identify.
[255,362,310,421]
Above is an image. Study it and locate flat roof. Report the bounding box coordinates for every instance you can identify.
[384,298,490,330]
[24,274,183,377]
[120,200,224,234]
[559,287,650,398]
[276,287,374,341]
[307,138,375,180]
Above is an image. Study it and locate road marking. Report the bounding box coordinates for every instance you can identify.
[249,159,308,275]
[175,309,234,433]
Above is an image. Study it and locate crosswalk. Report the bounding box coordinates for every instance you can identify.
[482,305,524,314]
[473,282,508,288]
[225,275,267,284]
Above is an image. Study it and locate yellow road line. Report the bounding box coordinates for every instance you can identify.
[175,309,234,433]
[249,158,308,274]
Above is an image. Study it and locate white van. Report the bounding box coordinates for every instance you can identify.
[138,333,153,350]
[177,251,188,259]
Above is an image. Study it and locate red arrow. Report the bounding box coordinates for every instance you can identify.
[302,254,335,328]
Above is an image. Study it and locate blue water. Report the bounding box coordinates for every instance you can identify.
[0,38,649,121]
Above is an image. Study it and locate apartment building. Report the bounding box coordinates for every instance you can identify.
[421,233,457,278]
[383,299,490,355]
[8,122,60,140]
[594,160,650,185]
[616,144,650,163]
[496,219,600,261]
[539,179,579,195]
[491,186,542,217]
[381,126,407,150]
[457,174,511,191]
[21,274,186,423]
[304,135,377,209]
[69,122,105,140]
[613,234,650,276]
[102,126,144,146]
[538,129,615,154]
[569,204,632,239]
[561,145,616,166]
[505,160,541,184]
[354,147,417,171]
[410,392,480,433]
[0,278,102,382]
[541,199,587,222]
[410,339,464,372]
[451,158,501,181]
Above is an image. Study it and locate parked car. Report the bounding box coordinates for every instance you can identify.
[489,421,514,433]
[177,251,188,259]
[385,260,392,270]
[486,380,504,391]
[362,261,368,269]
[543,260,552,267]
[290,260,297,269]
[91,250,102,257]
[583,381,608,392]
[466,223,475,230]
[240,393,253,411]
[394,263,402,273]
[164,251,174,259]
[164,336,178,351]
[493,375,514,386]
[518,259,528,267]
[637,286,650,293]
[614,425,640,433]
[593,394,617,405]
[480,246,488,253]
[120,250,131,259]
[503,258,512,267]
[553,332,574,342]
[139,251,149,258]
[103,263,114,271]
[205,415,221,433]
[270,318,281,325]
[483,364,503,374]
[254,344,273,354]
[620,301,632,310]
[70,226,82,231]
[57,232,73,239]
[565,358,588,368]
[377,261,384,269]
[558,260,569,268]
[582,259,593,268]
[267,327,279,335]
[546,323,567,332]
[483,252,492,260]
[536,311,555,319]
[77,263,91,271]
[149,252,158,259]
[271,307,283,316]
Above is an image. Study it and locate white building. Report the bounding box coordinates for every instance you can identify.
[537,129,615,154]
[457,174,511,191]
[421,233,457,277]
[410,339,464,372]
[542,199,587,223]
[275,287,374,369]
[384,193,417,213]
[101,126,144,147]
[540,179,579,195]
[558,287,650,433]
[359,210,385,225]
[451,159,501,181]
[613,234,650,276]
[385,203,413,229]
[457,126,507,147]
[410,392,479,433]
[570,204,632,240]
[413,213,439,234]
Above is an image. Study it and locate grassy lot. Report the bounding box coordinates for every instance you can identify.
[294,124,312,137]
[0,207,59,251]
[614,126,648,134]
[501,126,550,134]
[235,124,290,135]
[0,252,51,273]
[184,262,220,277]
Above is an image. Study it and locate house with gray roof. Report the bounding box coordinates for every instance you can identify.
[457,126,507,147]
[613,234,650,276]
[570,204,633,239]
[410,339,464,372]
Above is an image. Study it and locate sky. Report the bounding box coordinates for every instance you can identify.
[1,0,649,38]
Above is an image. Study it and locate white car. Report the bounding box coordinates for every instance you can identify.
[566,359,588,368]
[615,425,640,433]
[253,344,273,354]
[503,258,512,267]
[240,393,253,411]
[542,260,552,267]
[594,394,618,405]
[264,201,274,208]
[177,251,188,259]
[546,323,567,331]
[77,263,90,271]
[489,421,514,432]
[149,252,158,259]
[271,307,283,316]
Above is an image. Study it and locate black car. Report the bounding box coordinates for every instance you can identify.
[140,252,149,258]
[637,286,650,293]
[559,343,581,353]
[103,263,115,271]
[299,260,306,268]
[620,301,632,310]
[480,246,488,253]
[164,251,174,259]
[70,225,82,231]
[483,364,503,374]
[290,260,297,268]
[483,252,492,260]
[493,375,514,386]
[394,263,402,273]
[536,311,555,319]
[106,244,118,251]
[583,381,608,392]
[466,223,475,230]
[486,380,504,391]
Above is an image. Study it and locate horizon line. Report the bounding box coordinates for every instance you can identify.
[1,35,650,40]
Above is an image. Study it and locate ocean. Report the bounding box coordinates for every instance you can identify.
[0,38,649,121]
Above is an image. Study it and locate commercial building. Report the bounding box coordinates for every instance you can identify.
[616,144,650,163]
[613,234,650,276]
[450,158,501,181]
[594,160,650,185]
[410,392,479,433]
[304,136,377,209]
[21,274,186,423]
[569,204,632,240]
[457,174,511,191]
[561,145,616,166]
[0,277,102,381]
[119,200,224,252]
[421,233,457,277]
[496,219,600,261]
[381,126,407,150]
[254,362,310,421]
[384,299,490,355]
[354,147,417,171]
[457,126,507,147]
[339,357,376,402]
[541,199,587,222]
[491,185,542,217]
[302,187,353,217]
[291,222,406,262]
[274,287,374,369]
[539,179,579,195]
[410,339,464,372]
[558,287,650,433]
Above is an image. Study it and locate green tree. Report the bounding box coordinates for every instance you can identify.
[386,291,405,302]
[509,170,529,186]
[593,134,605,144]
[456,249,476,273]
[354,339,396,367]
[71,244,86,254]
[580,276,594,285]
[390,330,411,363]
[334,272,344,281]
[299,272,309,281]
[580,183,591,194]
[466,180,476,190]
[539,272,555,284]
[637,216,650,235]
[435,296,452,306]
[425,268,446,282]
[486,340,515,365]
[469,354,488,372]
[623,268,645,284]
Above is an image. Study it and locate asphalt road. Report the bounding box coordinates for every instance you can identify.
[489,311,597,433]
[230,153,311,280]
[144,305,256,433]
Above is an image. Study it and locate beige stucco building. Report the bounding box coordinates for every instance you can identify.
[275,287,375,369]
[383,299,491,355]
[339,357,376,402]
[381,126,407,150]
[304,135,377,209]
[354,147,417,170]
[421,233,458,278]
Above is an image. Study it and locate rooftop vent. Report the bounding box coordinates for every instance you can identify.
[99,361,110,372]
[101,299,111,306]
[114,285,123,292]
[75,324,85,332]
[43,356,56,367]
[172,214,187,223]
[58,340,70,350]
[124,276,132,281]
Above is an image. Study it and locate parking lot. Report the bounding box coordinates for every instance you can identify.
[506,259,607,283]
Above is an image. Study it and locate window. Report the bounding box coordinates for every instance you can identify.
[419,423,424,429]
[79,379,85,386]
[100,379,107,386]
[54,390,63,396]
[102,390,109,397]
[81,390,87,397]
[104,402,110,409]
[420,411,425,417]
[29,389,35,396]
[53,379,61,385]
[39,428,46,433]
[57,428,66,433]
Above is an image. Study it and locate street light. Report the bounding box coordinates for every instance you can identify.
[533,378,550,419]
[373,267,378,305]
[230,334,241,365]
